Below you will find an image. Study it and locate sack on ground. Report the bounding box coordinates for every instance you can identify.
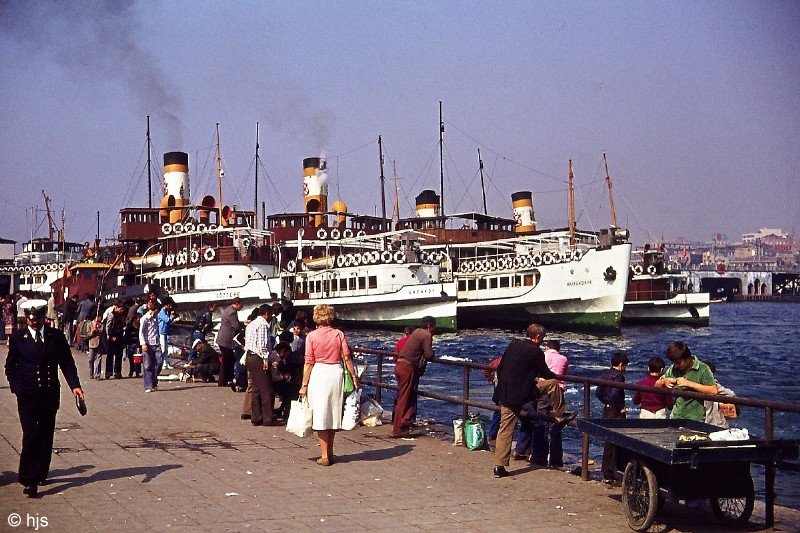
[359,394,384,427]
[341,389,361,430]
[453,418,464,446]
[464,415,486,451]
[286,396,313,438]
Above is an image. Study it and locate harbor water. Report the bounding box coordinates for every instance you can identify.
[349,302,800,510]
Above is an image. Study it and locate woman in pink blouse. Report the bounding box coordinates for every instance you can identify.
[299,304,359,466]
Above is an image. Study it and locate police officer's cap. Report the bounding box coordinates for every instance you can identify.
[21,299,48,320]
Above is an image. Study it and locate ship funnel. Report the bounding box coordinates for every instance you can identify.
[415,189,440,218]
[332,199,348,226]
[164,151,190,223]
[220,205,233,227]
[512,191,536,233]
[303,157,328,227]
[159,195,176,223]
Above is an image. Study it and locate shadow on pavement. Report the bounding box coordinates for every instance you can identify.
[329,444,415,464]
[39,464,183,496]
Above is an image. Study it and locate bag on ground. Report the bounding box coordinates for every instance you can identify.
[453,418,464,446]
[464,415,486,451]
[359,394,384,426]
[286,396,313,438]
[341,389,361,430]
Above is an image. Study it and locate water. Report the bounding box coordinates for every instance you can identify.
[348,302,800,510]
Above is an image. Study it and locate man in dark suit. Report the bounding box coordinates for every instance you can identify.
[4,301,84,498]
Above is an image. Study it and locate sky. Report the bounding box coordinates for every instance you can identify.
[1,1,798,249]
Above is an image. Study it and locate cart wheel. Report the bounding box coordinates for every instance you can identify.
[622,459,659,532]
[710,474,754,527]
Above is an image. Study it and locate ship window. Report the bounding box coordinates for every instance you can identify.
[489,277,498,289]
[339,279,347,291]
[188,275,195,290]
[348,277,356,290]
[358,277,366,290]
[478,278,487,290]
[499,277,510,288]
[468,279,477,291]
[458,279,467,291]
[323,280,330,293]
[368,276,377,289]
[313,280,321,294]
[523,274,534,286]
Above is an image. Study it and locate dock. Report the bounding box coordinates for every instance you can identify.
[1,345,797,532]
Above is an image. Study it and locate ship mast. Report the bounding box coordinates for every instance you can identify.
[254,122,260,229]
[439,101,445,217]
[378,135,387,231]
[42,190,55,241]
[391,159,400,224]
[147,115,153,209]
[603,152,618,227]
[477,148,488,215]
[568,160,576,246]
[215,123,223,225]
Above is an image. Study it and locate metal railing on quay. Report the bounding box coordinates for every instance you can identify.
[352,344,799,525]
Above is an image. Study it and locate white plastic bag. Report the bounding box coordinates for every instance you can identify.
[453,419,464,446]
[359,394,385,427]
[286,396,313,438]
[341,390,362,431]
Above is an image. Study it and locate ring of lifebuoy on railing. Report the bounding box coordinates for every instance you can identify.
[197,224,207,233]
[241,237,251,248]
[336,255,346,268]
[558,250,568,263]
[419,251,428,263]
[543,252,554,265]
[573,249,584,261]
[352,254,362,266]
[183,222,195,233]
[459,261,469,272]
[162,223,172,235]
[286,260,296,271]
[633,265,644,276]
[204,248,215,261]
[370,251,380,264]
[173,222,183,234]
[381,251,392,263]
[394,251,405,263]
[329,228,340,239]
[165,254,175,267]
[190,249,200,263]
[356,230,365,237]
[343,228,353,238]
[464,261,474,272]
[647,265,657,275]
[317,228,327,240]
[531,254,543,267]
[208,224,217,232]
[474,260,485,272]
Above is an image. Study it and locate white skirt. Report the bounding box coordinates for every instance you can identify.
[307,363,343,431]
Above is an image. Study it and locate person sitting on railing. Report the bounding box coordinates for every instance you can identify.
[632,356,673,419]
[655,341,717,423]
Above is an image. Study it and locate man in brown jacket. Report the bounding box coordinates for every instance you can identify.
[392,316,436,437]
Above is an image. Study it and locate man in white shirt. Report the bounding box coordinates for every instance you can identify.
[244,305,276,426]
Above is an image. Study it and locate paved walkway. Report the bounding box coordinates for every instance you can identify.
[0,345,797,532]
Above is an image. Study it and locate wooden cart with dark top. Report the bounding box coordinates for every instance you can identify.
[578,418,799,531]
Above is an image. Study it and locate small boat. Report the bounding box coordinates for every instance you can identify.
[622,246,710,326]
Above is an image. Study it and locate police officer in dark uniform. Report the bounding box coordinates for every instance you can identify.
[4,300,84,498]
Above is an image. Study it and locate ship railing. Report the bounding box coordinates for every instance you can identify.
[353,345,799,527]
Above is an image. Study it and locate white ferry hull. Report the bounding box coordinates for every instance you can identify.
[623,290,710,326]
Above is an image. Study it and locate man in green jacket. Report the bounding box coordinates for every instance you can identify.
[656,341,717,422]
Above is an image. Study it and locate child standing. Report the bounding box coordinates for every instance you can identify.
[595,352,629,483]
[632,356,673,419]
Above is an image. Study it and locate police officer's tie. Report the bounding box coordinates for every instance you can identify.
[35,329,43,350]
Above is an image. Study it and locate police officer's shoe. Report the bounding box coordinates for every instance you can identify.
[23,484,38,498]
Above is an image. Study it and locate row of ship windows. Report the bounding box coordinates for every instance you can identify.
[296,276,378,294]
[458,274,536,292]
[162,275,196,292]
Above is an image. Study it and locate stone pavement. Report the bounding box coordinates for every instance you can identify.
[1,345,797,532]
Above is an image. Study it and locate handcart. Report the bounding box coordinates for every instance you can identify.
[578,418,799,531]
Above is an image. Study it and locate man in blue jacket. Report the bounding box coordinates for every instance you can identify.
[5,302,84,498]
[157,299,178,369]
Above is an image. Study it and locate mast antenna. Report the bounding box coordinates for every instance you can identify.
[147,115,152,209]
[478,148,488,215]
[568,160,576,246]
[391,159,400,224]
[255,122,260,229]
[603,152,618,227]
[42,190,55,241]
[439,101,445,217]
[378,135,387,230]
[216,123,223,225]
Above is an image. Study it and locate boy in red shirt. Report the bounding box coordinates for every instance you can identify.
[632,356,673,418]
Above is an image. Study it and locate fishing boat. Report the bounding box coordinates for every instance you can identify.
[266,157,457,331]
[622,245,710,325]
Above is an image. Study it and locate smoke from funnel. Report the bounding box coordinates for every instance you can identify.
[0,0,183,146]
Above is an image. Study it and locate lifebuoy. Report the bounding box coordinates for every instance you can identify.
[162,223,172,235]
[343,228,353,238]
[173,222,183,233]
[356,230,366,237]
[647,265,657,276]
[543,252,554,265]
[190,249,200,263]
[176,252,187,265]
[394,251,405,263]
[370,251,380,264]
[475,260,485,272]
[336,255,346,268]
[196,224,207,233]
[352,254,362,266]
[287,260,296,271]
[204,248,215,261]
[208,224,218,232]
[573,249,583,261]
[488,258,497,271]
[531,254,543,267]
[419,251,428,263]
[633,265,644,276]
[165,254,175,267]
[466,261,475,272]
[183,222,195,233]
[558,251,569,263]
[381,251,393,263]
[317,228,327,240]
[459,262,469,273]
[330,228,341,239]
[241,237,252,248]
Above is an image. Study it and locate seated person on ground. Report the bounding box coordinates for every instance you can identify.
[187,339,220,382]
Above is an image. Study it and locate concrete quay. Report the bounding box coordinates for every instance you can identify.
[1,346,797,532]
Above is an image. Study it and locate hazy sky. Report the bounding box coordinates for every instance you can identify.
[1,1,798,248]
